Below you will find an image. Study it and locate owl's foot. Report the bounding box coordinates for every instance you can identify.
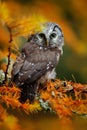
[19,81,37,103]
[27,93,35,103]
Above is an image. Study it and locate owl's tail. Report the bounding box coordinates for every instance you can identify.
[19,81,38,103]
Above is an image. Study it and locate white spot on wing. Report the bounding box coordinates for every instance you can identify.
[31,63,34,66]
[47,64,49,66]
[47,66,49,70]
[28,62,34,66]
[47,62,52,69]
[45,48,47,50]
[39,46,43,50]
[51,64,54,67]
[47,63,50,70]
[28,75,31,78]
[19,73,23,76]
[49,61,51,64]
[20,82,24,85]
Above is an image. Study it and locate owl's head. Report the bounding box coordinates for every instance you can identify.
[30,22,64,51]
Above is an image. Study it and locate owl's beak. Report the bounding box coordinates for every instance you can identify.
[46,39,49,46]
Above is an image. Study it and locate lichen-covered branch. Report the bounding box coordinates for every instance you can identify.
[0,79,87,118]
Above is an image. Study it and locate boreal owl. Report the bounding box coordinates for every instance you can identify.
[11,22,64,103]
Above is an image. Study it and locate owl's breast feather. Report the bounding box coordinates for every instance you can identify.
[38,68,56,84]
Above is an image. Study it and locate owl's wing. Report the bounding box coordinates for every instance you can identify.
[12,54,24,76]
[11,42,33,80]
[12,42,59,86]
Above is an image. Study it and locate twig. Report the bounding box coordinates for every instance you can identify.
[4,27,13,84]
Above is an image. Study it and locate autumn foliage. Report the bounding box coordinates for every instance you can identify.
[0,1,87,130]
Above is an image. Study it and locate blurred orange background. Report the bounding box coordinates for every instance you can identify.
[0,1,87,130]
[0,0,87,83]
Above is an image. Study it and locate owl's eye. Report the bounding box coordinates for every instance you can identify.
[38,33,45,39]
[50,33,57,39]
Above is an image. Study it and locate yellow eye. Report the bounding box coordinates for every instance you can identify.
[50,33,57,39]
[38,33,45,39]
